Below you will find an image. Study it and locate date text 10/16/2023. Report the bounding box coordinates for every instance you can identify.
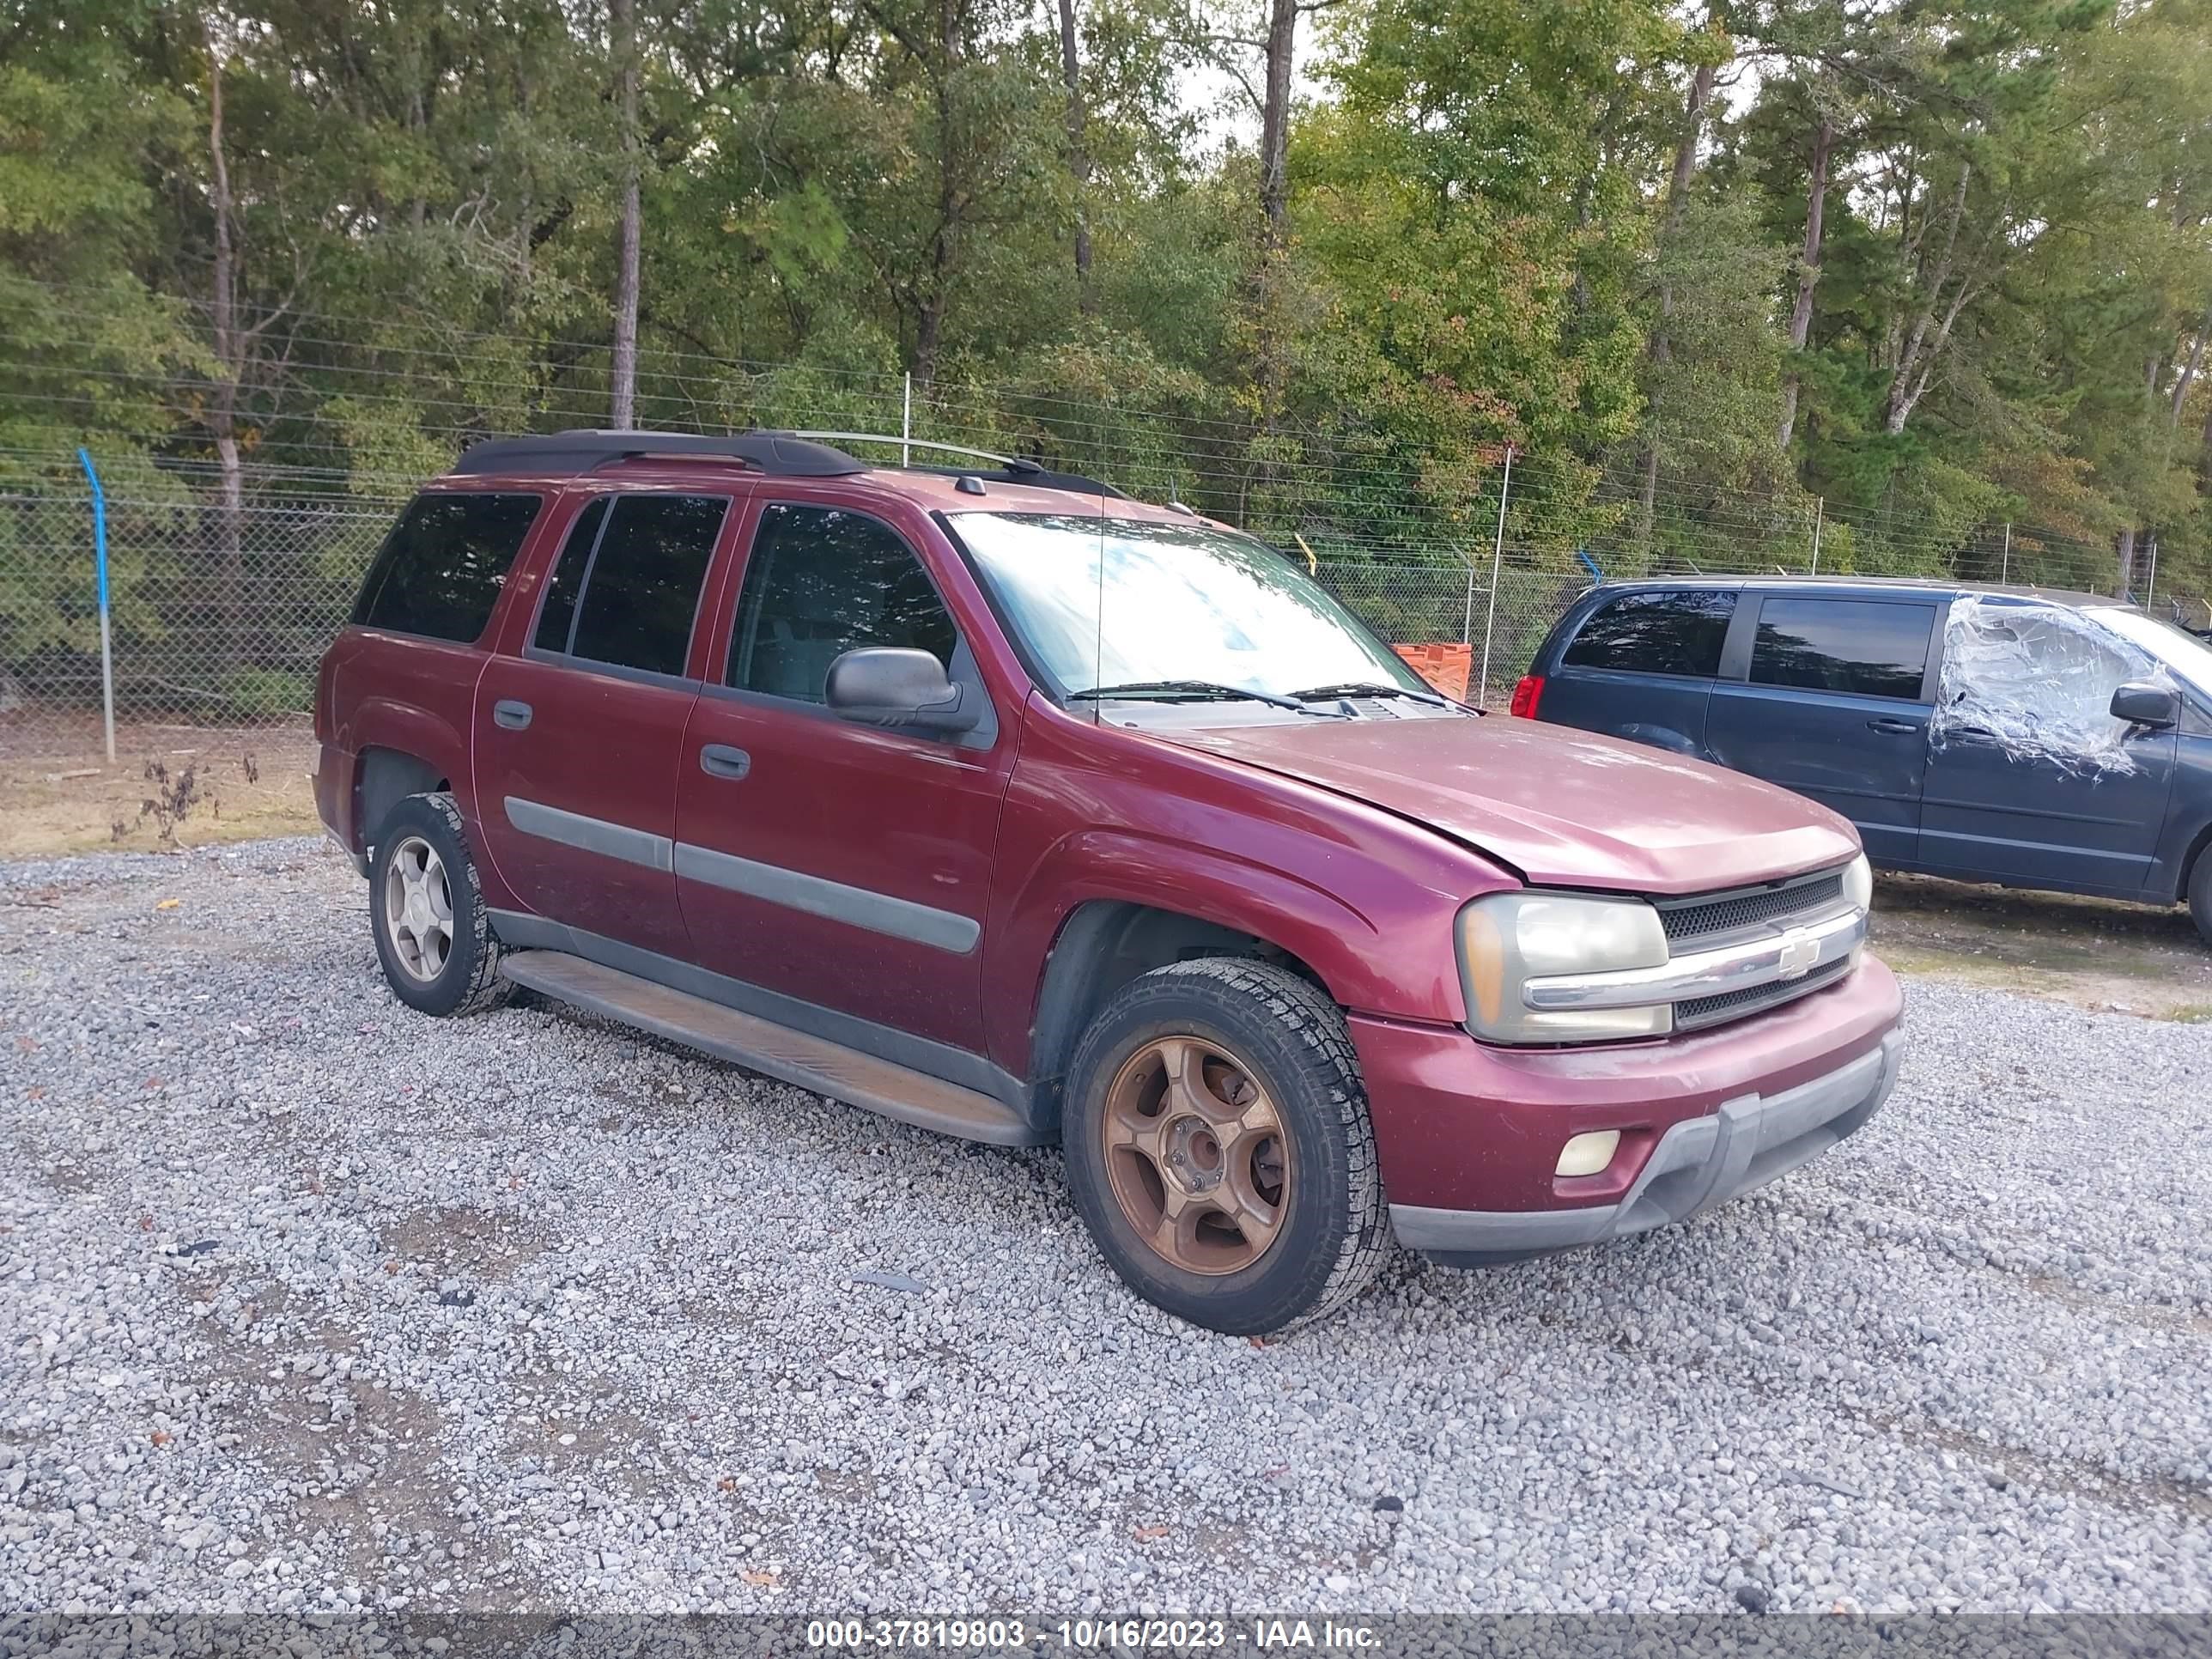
[805,1620,1384,1650]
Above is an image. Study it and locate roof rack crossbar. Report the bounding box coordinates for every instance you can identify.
[450,429,866,478]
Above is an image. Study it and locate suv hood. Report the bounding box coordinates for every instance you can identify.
[1168,716,1859,896]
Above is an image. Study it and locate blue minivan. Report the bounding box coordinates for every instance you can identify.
[1517,578,2212,945]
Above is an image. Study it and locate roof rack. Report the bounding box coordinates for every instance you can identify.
[449,429,867,477]
[783,430,1128,499]
[448,425,1129,498]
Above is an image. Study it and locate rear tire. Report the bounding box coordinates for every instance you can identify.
[1061,958,1390,1334]
[2191,849,2212,949]
[368,793,511,1018]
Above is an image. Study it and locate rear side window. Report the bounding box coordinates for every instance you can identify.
[544,494,729,676]
[352,493,542,642]
[1562,590,1735,678]
[1749,598,1935,700]
[726,505,958,702]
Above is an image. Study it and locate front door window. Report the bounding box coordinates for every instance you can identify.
[1935,598,2152,775]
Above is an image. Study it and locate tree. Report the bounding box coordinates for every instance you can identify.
[609,0,642,426]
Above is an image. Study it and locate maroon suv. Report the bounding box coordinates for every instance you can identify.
[313,429,1905,1333]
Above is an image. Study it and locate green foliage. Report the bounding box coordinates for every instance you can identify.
[0,0,2208,708]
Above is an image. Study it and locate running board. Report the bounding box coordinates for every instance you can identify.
[497,951,1043,1147]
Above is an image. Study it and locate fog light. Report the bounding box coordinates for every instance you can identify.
[1555,1130,1620,1179]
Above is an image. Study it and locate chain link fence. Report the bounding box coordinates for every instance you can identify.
[0,474,406,755]
[3,458,2206,759]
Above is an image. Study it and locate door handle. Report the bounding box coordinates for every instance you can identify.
[1867,716,1922,735]
[699,744,751,781]
[493,699,533,731]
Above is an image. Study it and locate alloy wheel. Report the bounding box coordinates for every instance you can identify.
[382,834,455,982]
[1100,1035,1291,1275]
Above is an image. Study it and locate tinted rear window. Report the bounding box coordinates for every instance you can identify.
[566,494,730,676]
[1749,598,1935,700]
[1562,590,1735,678]
[353,493,542,642]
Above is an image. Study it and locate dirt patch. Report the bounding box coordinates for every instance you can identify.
[0,720,321,858]
[1870,872,2212,1021]
[379,1204,550,1284]
[1855,1406,2212,1523]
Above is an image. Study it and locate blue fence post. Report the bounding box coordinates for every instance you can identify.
[75,447,116,763]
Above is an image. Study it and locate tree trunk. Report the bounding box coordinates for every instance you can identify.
[1777,118,1834,453]
[1637,444,1660,547]
[1257,0,1296,244]
[1881,162,1971,435]
[912,0,963,387]
[1638,25,1722,538]
[2170,302,2209,424]
[1055,0,1094,308]
[2117,526,2136,598]
[609,0,641,428]
[204,27,246,672]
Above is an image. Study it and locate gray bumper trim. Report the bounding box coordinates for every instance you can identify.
[1390,1030,1904,1258]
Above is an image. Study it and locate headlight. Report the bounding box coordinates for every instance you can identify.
[1842,852,1873,915]
[1456,890,1672,1044]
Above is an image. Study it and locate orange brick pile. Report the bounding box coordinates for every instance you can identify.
[1391,642,1472,702]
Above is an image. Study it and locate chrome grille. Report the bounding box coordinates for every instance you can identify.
[1675,957,1851,1031]
[1654,864,1859,1033]
[1656,870,1845,945]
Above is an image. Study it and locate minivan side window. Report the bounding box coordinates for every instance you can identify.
[726,505,959,703]
[1749,598,1935,700]
[544,494,729,677]
[1562,590,1735,678]
[352,492,542,642]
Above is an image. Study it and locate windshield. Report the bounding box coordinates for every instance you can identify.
[2094,608,2212,700]
[950,513,1431,702]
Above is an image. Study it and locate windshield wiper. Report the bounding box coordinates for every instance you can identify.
[1289,680,1456,708]
[1067,680,1350,717]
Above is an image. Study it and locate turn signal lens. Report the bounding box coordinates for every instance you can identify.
[1556,1130,1621,1179]
[1509,675,1545,719]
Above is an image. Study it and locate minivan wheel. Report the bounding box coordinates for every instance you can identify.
[2191,850,2212,949]
[1061,958,1390,1334]
[368,793,511,1018]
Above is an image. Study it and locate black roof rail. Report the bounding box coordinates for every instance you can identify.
[783,430,1129,499]
[449,429,866,477]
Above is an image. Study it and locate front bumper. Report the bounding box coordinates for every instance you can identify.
[1390,1029,1902,1262]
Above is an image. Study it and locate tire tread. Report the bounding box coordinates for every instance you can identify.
[1065,956,1391,1332]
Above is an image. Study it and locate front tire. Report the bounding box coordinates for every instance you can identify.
[2191,850,2212,949]
[1061,958,1390,1334]
[368,793,510,1018]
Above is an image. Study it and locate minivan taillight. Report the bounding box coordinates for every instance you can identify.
[1509,675,1545,720]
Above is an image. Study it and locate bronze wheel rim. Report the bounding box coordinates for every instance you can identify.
[1101,1035,1291,1276]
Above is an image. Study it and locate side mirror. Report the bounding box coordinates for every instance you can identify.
[2109,681,2180,729]
[825,647,980,737]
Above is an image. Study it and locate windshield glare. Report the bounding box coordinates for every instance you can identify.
[951,513,1431,702]
[2095,608,2212,700]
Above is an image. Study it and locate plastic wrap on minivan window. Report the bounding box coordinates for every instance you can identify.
[1931,596,2170,777]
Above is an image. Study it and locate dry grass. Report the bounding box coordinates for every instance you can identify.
[1870,871,2212,1022]
[0,715,323,859]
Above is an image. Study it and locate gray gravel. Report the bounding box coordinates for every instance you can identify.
[3,836,2209,1617]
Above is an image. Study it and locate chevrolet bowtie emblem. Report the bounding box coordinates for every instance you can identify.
[1775,928,1821,981]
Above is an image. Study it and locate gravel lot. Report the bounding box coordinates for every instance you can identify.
[3,837,2209,1618]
